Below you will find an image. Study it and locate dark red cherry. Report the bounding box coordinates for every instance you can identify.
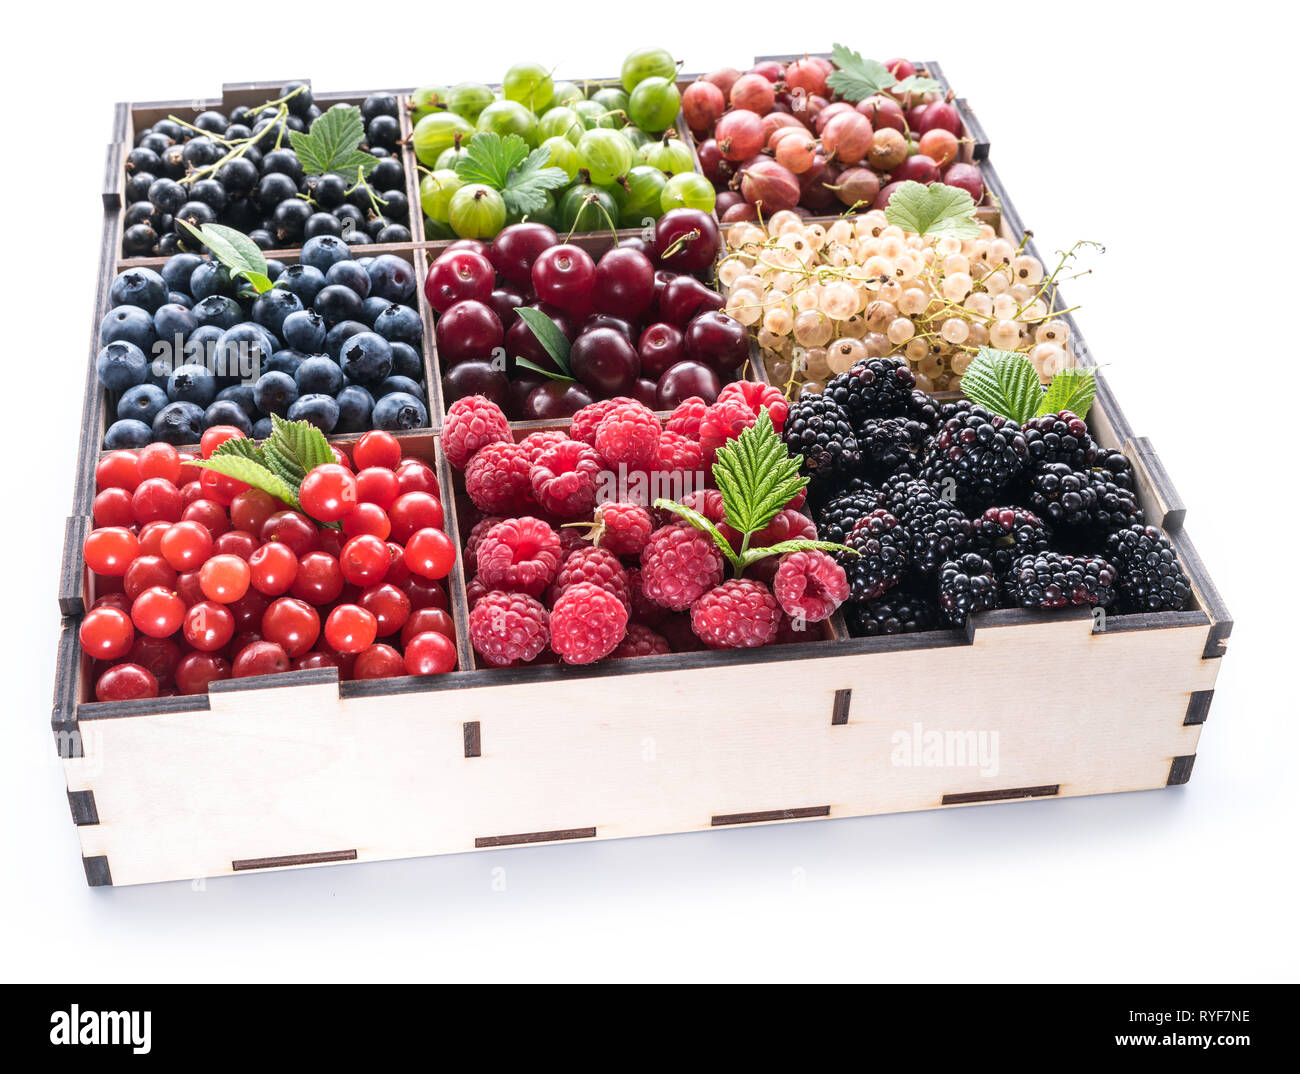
[570,327,640,396]
[655,361,721,408]
[637,322,685,379]
[488,288,526,331]
[442,361,509,409]
[531,244,596,315]
[435,300,502,365]
[659,276,724,328]
[683,311,749,373]
[592,246,655,321]
[507,373,547,419]
[581,313,636,342]
[489,223,559,289]
[653,209,720,275]
[424,250,494,314]
[524,381,595,420]
[631,379,659,409]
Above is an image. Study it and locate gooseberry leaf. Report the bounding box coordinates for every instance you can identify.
[894,74,943,97]
[289,104,376,178]
[1036,367,1097,420]
[884,180,982,239]
[825,43,897,102]
[503,146,569,215]
[512,307,572,377]
[455,132,529,190]
[961,347,1044,425]
[711,408,807,538]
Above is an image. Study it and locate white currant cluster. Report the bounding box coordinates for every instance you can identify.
[718,209,1078,396]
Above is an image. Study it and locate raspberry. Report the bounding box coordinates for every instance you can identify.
[549,582,629,664]
[698,395,759,463]
[571,397,636,446]
[655,430,704,479]
[690,579,781,649]
[518,429,571,465]
[469,590,549,667]
[588,501,654,557]
[680,488,725,524]
[715,381,789,433]
[475,517,563,596]
[557,524,589,557]
[773,550,850,623]
[441,395,511,469]
[595,401,661,468]
[658,612,704,652]
[626,567,667,625]
[548,547,631,610]
[640,524,726,610]
[751,507,817,547]
[464,441,533,514]
[529,439,603,518]
[611,622,671,659]
[665,396,709,440]
[463,515,506,573]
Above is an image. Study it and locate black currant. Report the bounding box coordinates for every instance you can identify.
[218,157,258,196]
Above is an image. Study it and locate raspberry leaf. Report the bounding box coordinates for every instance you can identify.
[961,347,1043,425]
[512,307,573,377]
[1036,367,1096,420]
[739,538,857,569]
[884,181,982,240]
[288,104,376,178]
[653,499,741,570]
[711,408,808,539]
[190,454,301,512]
[825,44,897,102]
[269,413,335,473]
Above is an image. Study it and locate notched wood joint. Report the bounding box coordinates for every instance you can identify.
[231,849,357,871]
[831,689,851,726]
[1168,755,1196,786]
[68,789,99,826]
[474,827,597,849]
[83,855,112,887]
[942,784,1060,806]
[711,806,830,827]
[463,721,481,758]
[1184,691,1214,726]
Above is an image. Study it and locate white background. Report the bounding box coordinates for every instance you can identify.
[1,1,1295,983]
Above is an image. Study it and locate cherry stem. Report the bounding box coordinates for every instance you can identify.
[658,227,700,261]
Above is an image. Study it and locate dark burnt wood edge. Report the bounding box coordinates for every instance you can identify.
[942,784,1059,805]
[434,437,476,673]
[396,92,426,246]
[102,140,124,210]
[59,515,90,617]
[83,856,113,886]
[208,666,339,693]
[1168,755,1196,786]
[463,721,481,757]
[232,848,357,871]
[52,621,83,755]
[78,694,211,721]
[411,247,447,425]
[1127,435,1187,532]
[712,805,830,826]
[68,789,100,826]
[1167,526,1232,659]
[831,688,851,725]
[475,827,596,848]
[1184,690,1214,727]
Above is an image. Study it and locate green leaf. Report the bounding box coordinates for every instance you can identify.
[269,413,334,473]
[884,181,983,239]
[711,409,808,538]
[961,347,1044,425]
[455,132,529,190]
[191,455,301,512]
[288,105,377,178]
[263,439,306,484]
[503,145,569,215]
[1036,367,1097,420]
[653,499,741,570]
[739,538,858,569]
[237,270,274,294]
[825,43,897,102]
[211,437,265,463]
[512,307,572,376]
[179,221,268,281]
[514,355,575,383]
[894,74,943,97]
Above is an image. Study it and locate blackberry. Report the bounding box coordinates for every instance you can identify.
[937,553,1000,626]
[842,510,909,601]
[1026,456,1143,534]
[783,392,860,474]
[856,415,930,476]
[1105,525,1192,612]
[1021,410,1096,471]
[970,507,1053,577]
[844,590,939,637]
[816,489,885,546]
[906,389,941,432]
[882,474,973,576]
[1004,552,1116,609]
[921,405,1029,505]
[824,357,917,423]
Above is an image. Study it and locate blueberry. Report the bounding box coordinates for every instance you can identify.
[288,393,339,433]
[153,401,205,445]
[266,349,307,377]
[253,417,273,439]
[295,355,345,396]
[215,323,274,383]
[216,384,259,420]
[253,371,299,416]
[167,291,194,309]
[109,267,169,314]
[153,303,197,343]
[274,264,326,306]
[339,331,393,386]
[365,254,417,302]
[314,283,364,326]
[190,261,234,300]
[167,363,218,407]
[281,309,326,353]
[103,419,154,450]
[325,260,370,298]
[387,342,422,381]
[324,320,370,359]
[372,391,429,432]
[204,399,254,435]
[374,303,423,347]
[191,295,243,332]
[183,324,225,372]
[118,383,169,425]
[100,305,156,351]
[300,234,351,275]
[265,259,286,282]
[376,375,425,401]
[333,385,375,434]
[251,288,303,337]
[96,341,149,391]
[361,296,390,326]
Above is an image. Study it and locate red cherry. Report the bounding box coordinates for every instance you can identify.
[83,527,140,576]
[124,554,177,601]
[159,520,213,572]
[80,607,135,660]
[353,430,402,471]
[290,551,344,605]
[359,583,411,637]
[261,597,321,657]
[531,244,596,315]
[401,607,456,648]
[339,534,391,587]
[299,464,358,523]
[354,467,400,510]
[489,222,559,288]
[324,604,378,654]
[404,632,457,675]
[95,663,158,702]
[352,643,405,680]
[341,501,391,540]
[183,600,235,651]
[424,249,495,314]
[137,442,182,483]
[260,511,319,557]
[249,541,298,596]
[388,492,444,544]
[592,246,655,321]
[174,652,231,694]
[181,498,230,538]
[404,527,456,580]
[232,641,291,678]
[201,426,245,459]
[96,451,141,492]
[229,488,280,535]
[93,487,136,528]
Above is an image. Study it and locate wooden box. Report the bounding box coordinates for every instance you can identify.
[53,67,1231,887]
